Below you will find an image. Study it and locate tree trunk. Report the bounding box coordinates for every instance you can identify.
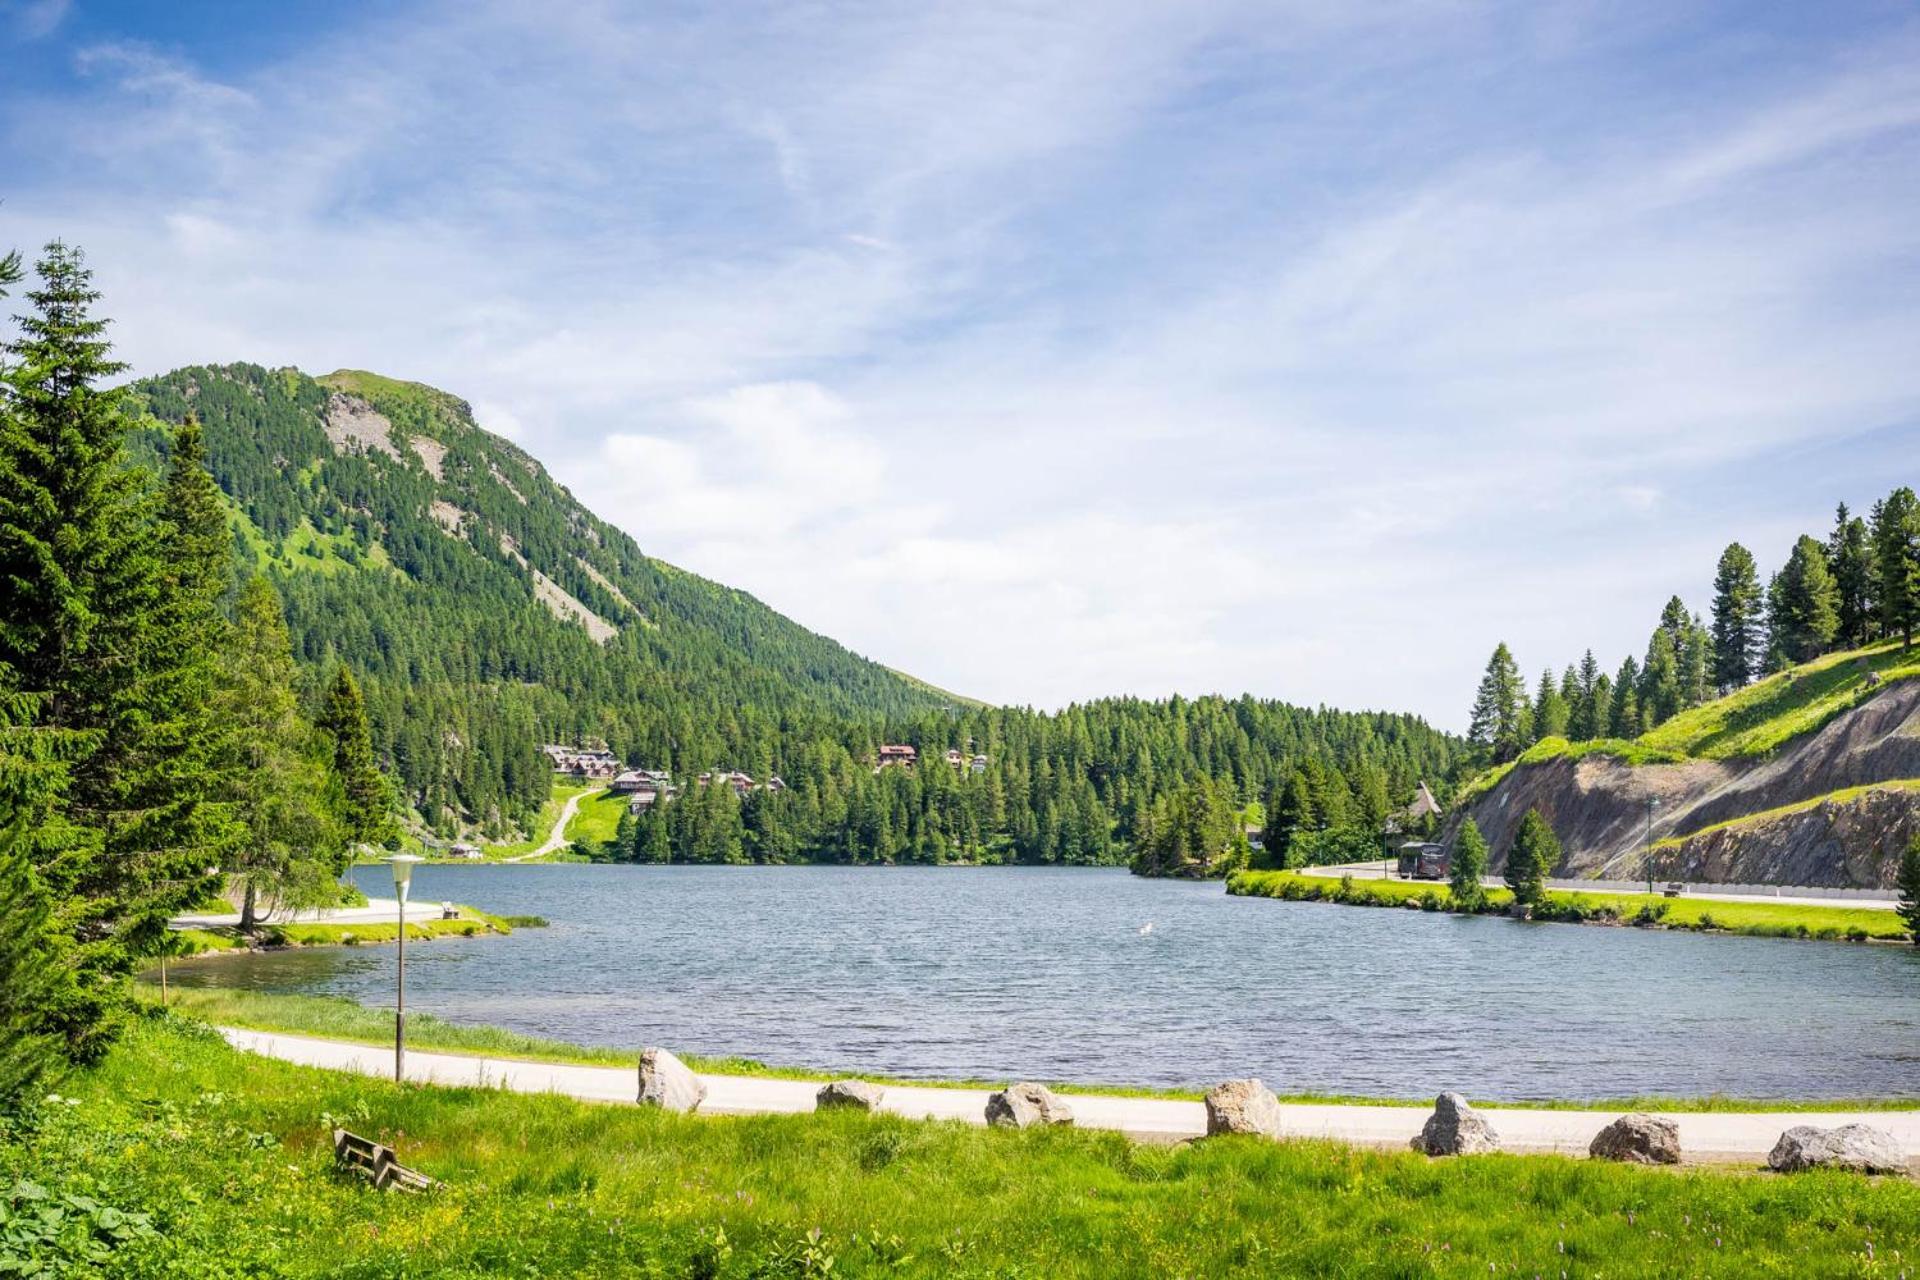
[239,880,257,934]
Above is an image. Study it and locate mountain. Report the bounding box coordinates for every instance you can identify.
[128,363,954,835]
[1452,641,1920,887]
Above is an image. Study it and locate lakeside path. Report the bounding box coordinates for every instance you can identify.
[504,786,602,862]
[220,1028,1920,1168]
[1302,861,1899,911]
[173,897,444,929]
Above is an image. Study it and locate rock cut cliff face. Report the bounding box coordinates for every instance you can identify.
[1453,681,1920,888]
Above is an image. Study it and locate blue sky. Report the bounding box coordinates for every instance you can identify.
[3,0,1918,728]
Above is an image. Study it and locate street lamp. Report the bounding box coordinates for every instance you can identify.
[388,854,424,1082]
[1644,797,1660,897]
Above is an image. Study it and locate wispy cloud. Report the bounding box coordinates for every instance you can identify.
[2,1,1917,724]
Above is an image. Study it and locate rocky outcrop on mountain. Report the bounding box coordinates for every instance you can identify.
[1453,681,1920,888]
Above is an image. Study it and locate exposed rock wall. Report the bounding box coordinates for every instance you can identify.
[1453,681,1920,888]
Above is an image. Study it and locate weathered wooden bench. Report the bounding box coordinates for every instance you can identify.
[1663,882,1687,898]
[333,1128,435,1192]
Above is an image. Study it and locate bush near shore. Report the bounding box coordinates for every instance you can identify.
[5,1014,1918,1278]
[1225,870,1911,943]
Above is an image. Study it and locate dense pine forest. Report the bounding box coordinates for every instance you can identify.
[125,358,1459,871]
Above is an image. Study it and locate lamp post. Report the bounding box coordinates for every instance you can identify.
[389,855,424,1082]
[1644,797,1659,897]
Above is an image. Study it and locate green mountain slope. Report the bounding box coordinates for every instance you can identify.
[129,363,952,834]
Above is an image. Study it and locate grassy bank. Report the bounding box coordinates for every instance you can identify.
[563,788,628,849]
[7,1014,1917,1278]
[167,906,519,956]
[1226,870,1914,943]
[477,782,589,859]
[143,985,1920,1113]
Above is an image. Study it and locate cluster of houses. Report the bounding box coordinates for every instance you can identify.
[542,747,794,815]
[875,744,989,774]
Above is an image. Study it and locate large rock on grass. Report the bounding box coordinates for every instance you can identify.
[637,1047,707,1113]
[1204,1078,1283,1138]
[1410,1092,1499,1156]
[1589,1113,1681,1165]
[1767,1124,1906,1175]
[985,1082,1074,1129]
[816,1079,885,1112]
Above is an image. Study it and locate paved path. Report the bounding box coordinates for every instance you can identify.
[219,1028,1919,1167]
[1303,862,1898,911]
[173,897,444,929]
[505,787,602,862]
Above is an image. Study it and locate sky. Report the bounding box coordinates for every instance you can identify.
[3,0,1918,729]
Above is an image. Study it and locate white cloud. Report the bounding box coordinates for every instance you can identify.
[4,2,1918,727]
[1,0,68,40]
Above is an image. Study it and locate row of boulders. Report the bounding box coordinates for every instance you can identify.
[639,1053,1908,1175]
[637,1048,1077,1127]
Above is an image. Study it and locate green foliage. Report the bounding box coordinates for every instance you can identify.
[1872,487,1920,649]
[1767,535,1841,668]
[12,1018,1920,1277]
[1448,817,1487,910]
[1467,642,1529,762]
[0,830,61,1111]
[1129,778,1249,878]
[1504,809,1559,905]
[1640,639,1920,759]
[1710,542,1763,691]
[315,666,398,850]
[1898,833,1920,944]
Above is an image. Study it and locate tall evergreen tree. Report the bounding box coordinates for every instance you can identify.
[0,825,61,1109]
[1504,808,1559,905]
[1826,504,1876,648]
[1709,543,1762,691]
[1467,643,1528,763]
[1638,626,1682,728]
[317,666,397,851]
[1532,668,1569,742]
[1768,534,1841,666]
[0,243,222,1063]
[1872,489,1920,650]
[216,579,342,930]
[1608,657,1640,737]
[1448,817,1487,911]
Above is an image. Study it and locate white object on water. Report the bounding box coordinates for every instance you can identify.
[1138,922,1153,935]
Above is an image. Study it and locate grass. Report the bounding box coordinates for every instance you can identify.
[142,985,1920,1114]
[563,788,627,849]
[8,1014,1918,1278]
[167,906,516,955]
[1657,778,1920,848]
[1227,869,1914,944]
[479,782,588,858]
[1641,640,1920,760]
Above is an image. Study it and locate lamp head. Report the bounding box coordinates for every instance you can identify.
[389,854,424,899]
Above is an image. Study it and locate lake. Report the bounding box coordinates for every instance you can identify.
[172,864,1920,1101]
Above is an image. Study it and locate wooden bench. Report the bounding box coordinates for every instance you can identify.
[333,1128,435,1192]
[1663,882,1686,898]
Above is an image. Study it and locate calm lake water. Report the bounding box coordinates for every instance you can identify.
[174,865,1920,1101]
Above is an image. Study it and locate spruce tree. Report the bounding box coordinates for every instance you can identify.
[216,579,341,930]
[1467,643,1527,763]
[317,666,397,851]
[1638,627,1682,728]
[1532,668,1569,741]
[1588,672,1613,742]
[0,243,224,1062]
[1710,543,1762,691]
[0,827,61,1110]
[1826,504,1876,648]
[1898,834,1920,945]
[1768,534,1841,665]
[1449,816,1487,911]
[1872,488,1920,650]
[1504,809,1558,905]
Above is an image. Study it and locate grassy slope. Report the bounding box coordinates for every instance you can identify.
[1227,870,1912,943]
[145,985,1920,1112]
[11,1016,1918,1278]
[169,908,516,956]
[563,788,627,849]
[480,783,588,858]
[1655,778,1920,849]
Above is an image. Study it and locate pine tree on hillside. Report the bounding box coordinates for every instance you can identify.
[1639,627,1682,727]
[1768,535,1841,666]
[1504,808,1559,905]
[1826,504,1877,648]
[1897,834,1920,945]
[1448,817,1487,911]
[1872,489,1920,650]
[1710,543,1763,691]
[1532,668,1569,742]
[0,827,61,1109]
[0,243,226,1063]
[1679,615,1711,710]
[1609,657,1640,737]
[1568,652,1602,740]
[216,578,342,930]
[1588,672,1613,741]
[316,666,398,851]
[1468,644,1528,763]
